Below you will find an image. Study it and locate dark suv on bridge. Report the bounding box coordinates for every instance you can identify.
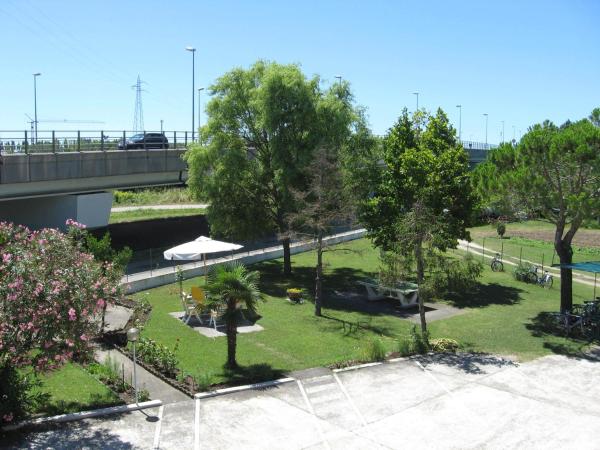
[118,133,169,150]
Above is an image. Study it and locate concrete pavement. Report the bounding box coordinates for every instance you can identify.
[7,352,600,449]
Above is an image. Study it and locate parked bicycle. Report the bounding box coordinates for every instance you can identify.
[527,265,553,288]
[490,253,504,272]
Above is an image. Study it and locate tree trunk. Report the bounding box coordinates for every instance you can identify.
[315,233,323,317]
[225,302,238,369]
[282,237,292,275]
[100,303,108,334]
[556,242,574,313]
[415,238,427,333]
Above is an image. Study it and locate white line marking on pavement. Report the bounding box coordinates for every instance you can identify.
[332,372,367,427]
[194,398,200,450]
[153,405,164,449]
[296,379,331,450]
[414,361,486,428]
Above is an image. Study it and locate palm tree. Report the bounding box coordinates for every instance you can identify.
[206,262,262,369]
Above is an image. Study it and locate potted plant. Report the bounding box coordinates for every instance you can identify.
[286,288,303,303]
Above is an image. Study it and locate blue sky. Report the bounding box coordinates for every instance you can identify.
[1,0,599,142]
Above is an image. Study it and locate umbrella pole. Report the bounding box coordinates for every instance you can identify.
[204,253,207,286]
[594,273,597,300]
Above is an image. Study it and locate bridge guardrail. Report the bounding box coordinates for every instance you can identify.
[0,130,195,155]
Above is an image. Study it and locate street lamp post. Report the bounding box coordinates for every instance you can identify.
[413,92,419,111]
[185,46,196,141]
[33,73,41,143]
[334,75,342,86]
[456,105,462,140]
[198,87,204,143]
[160,119,163,133]
[501,120,505,144]
[483,113,489,147]
[127,327,140,404]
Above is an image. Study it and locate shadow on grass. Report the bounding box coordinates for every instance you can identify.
[443,282,523,309]
[412,352,517,374]
[256,261,374,299]
[222,363,287,386]
[35,393,124,417]
[541,342,599,361]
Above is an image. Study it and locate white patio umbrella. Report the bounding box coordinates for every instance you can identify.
[163,236,243,284]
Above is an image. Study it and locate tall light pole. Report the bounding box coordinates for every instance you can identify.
[501,120,505,143]
[413,92,419,111]
[456,104,462,140]
[160,119,164,133]
[185,46,196,141]
[33,73,41,143]
[198,87,204,143]
[334,75,342,86]
[483,113,489,147]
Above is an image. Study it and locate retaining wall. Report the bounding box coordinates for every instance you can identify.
[122,229,367,293]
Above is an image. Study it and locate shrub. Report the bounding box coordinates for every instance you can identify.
[362,337,387,362]
[0,366,45,424]
[496,221,506,239]
[113,190,136,204]
[132,338,179,378]
[410,326,430,354]
[429,253,483,296]
[513,263,530,282]
[429,338,460,353]
[0,221,123,424]
[195,372,214,391]
[396,338,412,357]
[286,288,303,303]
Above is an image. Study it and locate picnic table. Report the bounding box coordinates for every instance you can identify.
[357,279,419,308]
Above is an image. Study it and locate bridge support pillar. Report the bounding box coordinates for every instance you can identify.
[0,192,112,231]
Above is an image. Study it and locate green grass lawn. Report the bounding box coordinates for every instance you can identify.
[31,363,122,416]
[131,238,596,386]
[109,208,205,224]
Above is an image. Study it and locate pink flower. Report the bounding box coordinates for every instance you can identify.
[96,299,106,308]
[2,253,11,263]
[68,308,77,321]
[80,334,89,341]
[65,218,87,229]
[3,413,14,423]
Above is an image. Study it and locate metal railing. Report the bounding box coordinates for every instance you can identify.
[0,130,196,155]
[460,140,498,151]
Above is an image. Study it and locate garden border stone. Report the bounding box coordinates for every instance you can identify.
[1,400,162,432]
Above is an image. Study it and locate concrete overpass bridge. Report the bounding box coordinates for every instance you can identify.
[0,129,495,231]
[0,130,189,229]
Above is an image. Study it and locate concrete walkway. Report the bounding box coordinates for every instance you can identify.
[94,347,189,405]
[9,353,600,449]
[111,204,207,213]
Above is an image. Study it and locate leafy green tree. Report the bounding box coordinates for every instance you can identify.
[475,113,600,312]
[361,108,475,331]
[185,61,359,275]
[206,262,262,369]
[81,232,132,332]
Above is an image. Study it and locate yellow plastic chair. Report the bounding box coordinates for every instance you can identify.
[191,286,206,308]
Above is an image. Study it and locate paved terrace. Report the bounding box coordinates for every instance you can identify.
[7,352,600,449]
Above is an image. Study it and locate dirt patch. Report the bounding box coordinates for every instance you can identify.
[476,228,600,249]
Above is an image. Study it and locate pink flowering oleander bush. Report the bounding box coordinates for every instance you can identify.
[0,221,123,424]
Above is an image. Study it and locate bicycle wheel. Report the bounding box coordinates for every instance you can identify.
[543,276,553,289]
[527,272,538,284]
[491,261,503,272]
